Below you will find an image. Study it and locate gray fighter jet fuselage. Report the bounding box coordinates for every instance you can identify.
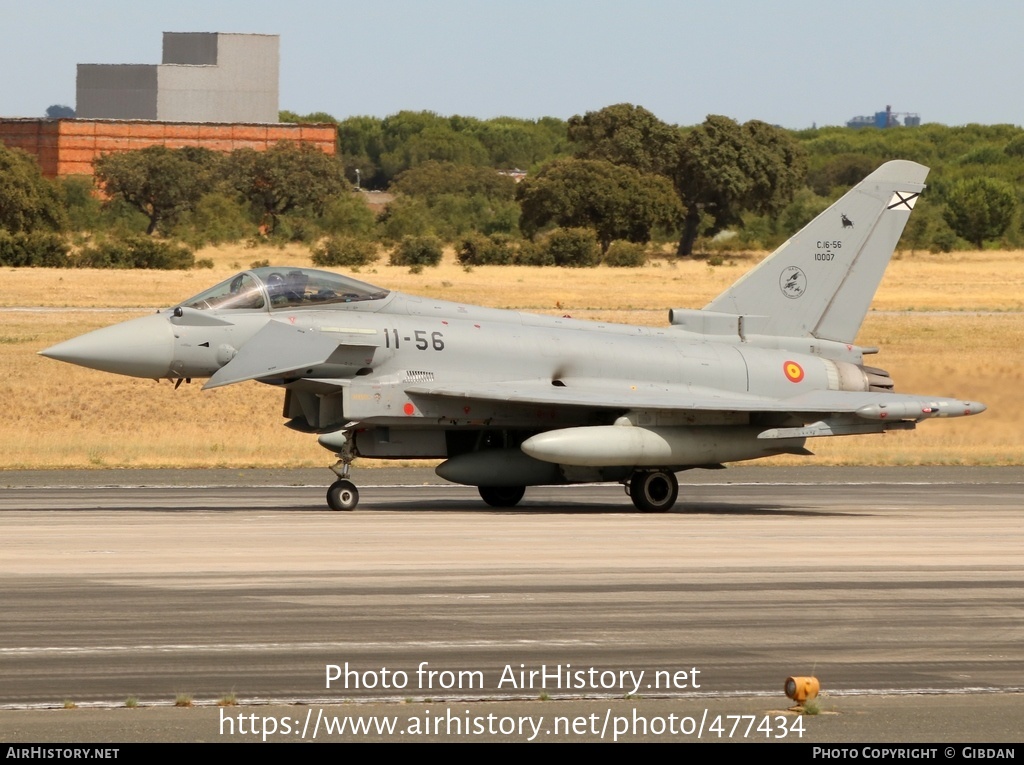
[41,161,985,511]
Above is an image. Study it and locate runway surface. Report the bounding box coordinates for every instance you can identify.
[1,466,1022,742]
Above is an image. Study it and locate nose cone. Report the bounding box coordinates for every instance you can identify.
[39,313,175,379]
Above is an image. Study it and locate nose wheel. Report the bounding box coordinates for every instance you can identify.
[327,479,359,511]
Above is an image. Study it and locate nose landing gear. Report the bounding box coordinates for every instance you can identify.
[327,477,359,511]
[326,431,359,511]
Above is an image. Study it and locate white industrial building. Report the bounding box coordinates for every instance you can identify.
[76,32,279,123]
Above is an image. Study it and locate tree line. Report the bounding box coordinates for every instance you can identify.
[2,105,1024,269]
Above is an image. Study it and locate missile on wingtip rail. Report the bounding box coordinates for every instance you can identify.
[856,399,986,420]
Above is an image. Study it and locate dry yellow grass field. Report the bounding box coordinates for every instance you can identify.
[6,244,1024,312]
[1,244,1020,470]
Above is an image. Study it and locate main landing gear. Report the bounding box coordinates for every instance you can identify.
[477,471,679,512]
[626,470,679,513]
[478,485,526,508]
[322,435,677,513]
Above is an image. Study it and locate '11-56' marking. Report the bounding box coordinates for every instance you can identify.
[385,329,445,350]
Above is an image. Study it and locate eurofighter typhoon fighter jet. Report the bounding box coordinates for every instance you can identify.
[41,161,985,511]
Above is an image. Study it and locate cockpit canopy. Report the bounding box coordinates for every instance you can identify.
[178,267,390,312]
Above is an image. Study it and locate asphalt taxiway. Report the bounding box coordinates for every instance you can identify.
[1,466,1022,742]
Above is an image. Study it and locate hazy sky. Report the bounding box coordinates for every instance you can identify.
[2,0,1020,128]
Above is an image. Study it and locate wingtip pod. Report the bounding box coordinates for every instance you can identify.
[705,159,930,345]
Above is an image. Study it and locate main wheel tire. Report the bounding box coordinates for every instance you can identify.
[327,479,359,511]
[628,470,678,513]
[478,485,526,508]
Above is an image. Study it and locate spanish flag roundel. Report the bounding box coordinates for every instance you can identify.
[783,360,805,383]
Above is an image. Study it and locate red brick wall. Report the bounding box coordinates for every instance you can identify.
[0,119,337,177]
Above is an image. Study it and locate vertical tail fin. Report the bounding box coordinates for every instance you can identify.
[704,160,928,344]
